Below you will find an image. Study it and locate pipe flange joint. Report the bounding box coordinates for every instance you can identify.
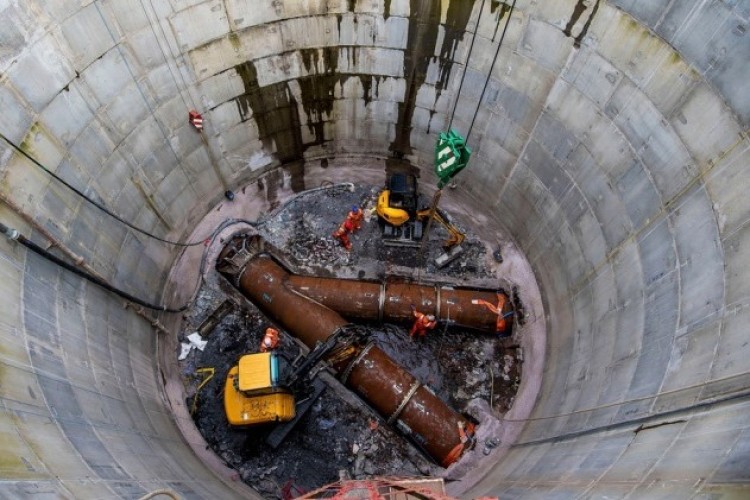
[435,286,441,320]
[339,341,374,385]
[232,261,250,289]
[378,282,386,324]
[233,270,242,289]
[387,380,421,426]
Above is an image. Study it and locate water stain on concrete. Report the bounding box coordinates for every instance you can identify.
[264,168,282,210]
[297,47,340,146]
[234,61,305,166]
[491,1,511,41]
[564,0,601,48]
[285,161,306,193]
[234,57,341,195]
[234,47,379,184]
[389,0,442,157]
[231,1,479,190]
[390,0,476,157]
[437,0,476,93]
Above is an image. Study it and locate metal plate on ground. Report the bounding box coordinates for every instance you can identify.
[266,378,327,449]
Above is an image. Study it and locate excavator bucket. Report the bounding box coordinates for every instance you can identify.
[434,244,465,268]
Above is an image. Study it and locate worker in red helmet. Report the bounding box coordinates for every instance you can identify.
[332,223,352,250]
[471,293,513,333]
[409,305,437,338]
[346,205,364,231]
[260,327,280,352]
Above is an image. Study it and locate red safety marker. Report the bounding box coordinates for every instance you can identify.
[188,110,203,131]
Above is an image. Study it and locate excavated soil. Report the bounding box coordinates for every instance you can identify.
[178,184,522,497]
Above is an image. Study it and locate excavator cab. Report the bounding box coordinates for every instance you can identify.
[224,352,296,426]
[224,326,364,435]
[377,173,424,246]
[376,173,465,253]
[376,173,418,227]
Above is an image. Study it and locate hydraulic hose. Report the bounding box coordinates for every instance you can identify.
[0,221,187,312]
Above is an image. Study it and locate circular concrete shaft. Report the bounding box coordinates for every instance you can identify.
[0,1,748,498]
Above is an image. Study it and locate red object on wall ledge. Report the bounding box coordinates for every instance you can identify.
[188,110,203,130]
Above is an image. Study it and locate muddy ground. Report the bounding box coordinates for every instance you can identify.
[178,184,522,497]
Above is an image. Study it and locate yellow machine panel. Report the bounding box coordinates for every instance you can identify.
[377,190,410,227]
[224,366,295,426]
[238,352,272,391]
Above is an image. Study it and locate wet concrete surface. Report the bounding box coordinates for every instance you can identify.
[178,184,522,497]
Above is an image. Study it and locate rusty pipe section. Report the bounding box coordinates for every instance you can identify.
[218,251,474,466]
[287,275,512,334]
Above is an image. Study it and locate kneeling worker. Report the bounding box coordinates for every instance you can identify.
[410,305,437,339]
[260,327,280,352]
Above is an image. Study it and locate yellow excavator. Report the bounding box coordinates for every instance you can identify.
[223,327,362,447]
[376,173,465,251]
[224,352,295,426]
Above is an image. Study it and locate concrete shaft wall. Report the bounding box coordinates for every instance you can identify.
[0,0,748,498]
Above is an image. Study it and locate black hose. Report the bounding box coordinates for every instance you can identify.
[0,221,187,312]
[0,132,208,247]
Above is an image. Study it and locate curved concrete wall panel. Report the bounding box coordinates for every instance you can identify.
[0,0,748,497]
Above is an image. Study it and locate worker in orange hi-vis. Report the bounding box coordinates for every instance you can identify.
[346,205,364,231]
[471,293,513,333]
[409,305,437,338]
[260,327,280,352]
[333,204,363,250]
[332,223,353,250]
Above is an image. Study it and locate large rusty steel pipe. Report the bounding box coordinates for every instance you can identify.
[219,253,474,467]
[287,275,512,334]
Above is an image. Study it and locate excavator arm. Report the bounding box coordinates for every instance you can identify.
[416,209,465,248]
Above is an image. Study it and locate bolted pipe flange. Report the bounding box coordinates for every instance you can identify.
[339,342,375,385]
[378,282,386,323]
[387,380,421,426]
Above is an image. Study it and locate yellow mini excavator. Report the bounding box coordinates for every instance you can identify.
[224,352,295,426]
[223,327,363,447]
[376,173,465,257]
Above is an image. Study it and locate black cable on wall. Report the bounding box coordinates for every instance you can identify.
[0,132,207,247]
[0,221,188,312]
